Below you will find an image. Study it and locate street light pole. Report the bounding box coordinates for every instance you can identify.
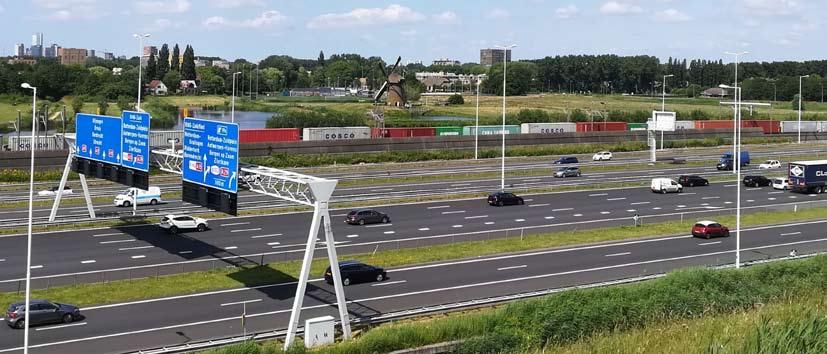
[799,75,810,144]
[720,84,742,268]
[495,44,516,191]
[660,74,673,151]
[231,72,241,123]
[20,83,36,354]
[724,51,748,174]
[475,80,480,160]
[133,34,150,111]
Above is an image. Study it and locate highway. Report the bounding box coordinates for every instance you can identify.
[0,219,824,354]
[0,179,823,290]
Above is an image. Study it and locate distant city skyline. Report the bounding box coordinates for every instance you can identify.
[1,1,827,64]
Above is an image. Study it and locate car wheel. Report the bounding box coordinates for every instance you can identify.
[689,182,694,187]
[342,277,351,286]
[705,181,709,186]
[725,231,731,237]
[519,199,524,205]
[376,273,384,282]
[15,320,24,329]
[169,226,178,235]
[577,172,581,177]
[381,217,389,223]
[62,314,73,324]
[358,219,365,225]
[705,232,711,240]
[498,201,503,207]
[123,200,131,208]
[196,224,206,232]
[661,189,666,194]
[150,199,158,206]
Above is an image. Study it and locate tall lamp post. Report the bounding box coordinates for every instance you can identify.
[20,83,36,354]
[660,74,674,150]
[720,84,742,268]
[724,51,748,174]
[474,80,481,160]
[231,71,242,123]
[495,44,516,191]
[133,33,150,111]
[798,74,810,144]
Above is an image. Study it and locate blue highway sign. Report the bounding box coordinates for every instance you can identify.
[182,117,239,193]
[75,113,122,165]
[120,111,151,172]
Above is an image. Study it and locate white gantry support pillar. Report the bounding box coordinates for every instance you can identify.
[50,135,95,222]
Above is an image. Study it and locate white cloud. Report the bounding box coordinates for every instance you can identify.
[134,0,190,15]
[654,8,690,22]
[743,0,799,16]
[599,1,643,15]
[203,10,287,29]
[307,4,425,29]
[432,11,459,24]
[32,0,95,9]
[486,8,510,19]
[554,5,579,19]
[208,0,264,8]
[32,0,102,20]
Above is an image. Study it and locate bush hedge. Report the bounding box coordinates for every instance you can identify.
[266,107,366,129]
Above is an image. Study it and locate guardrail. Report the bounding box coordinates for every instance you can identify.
[126,251,823,354]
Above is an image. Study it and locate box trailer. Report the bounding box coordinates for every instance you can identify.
[789,160,827,194]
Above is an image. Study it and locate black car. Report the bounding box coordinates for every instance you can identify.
[487,191,524,206]
[6,300,81,329]
[553,156,579,164]
[554,167,581,178]
[346,209,390,225]
[324,261,387,286]
[678,175,709,187]
[743,175,771,187]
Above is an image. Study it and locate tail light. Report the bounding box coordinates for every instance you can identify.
[8,312,16,319]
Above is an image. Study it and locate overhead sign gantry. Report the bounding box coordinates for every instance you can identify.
[181,117,239,215]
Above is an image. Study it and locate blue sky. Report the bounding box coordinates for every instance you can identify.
[0,0,824,64]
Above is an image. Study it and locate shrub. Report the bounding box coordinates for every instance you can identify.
[447,94,465,105]
[266,107,366,129]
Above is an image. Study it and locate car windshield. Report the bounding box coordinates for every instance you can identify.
[557,168,567,172]
[764,160,773,164]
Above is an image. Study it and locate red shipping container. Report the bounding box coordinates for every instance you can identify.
[694,120,734,130]
[575,122,627,132]
[371,127,436,138]
[239,128,300,143]
[742,120,780,134]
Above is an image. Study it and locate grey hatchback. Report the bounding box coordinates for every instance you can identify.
[6,300,81,329]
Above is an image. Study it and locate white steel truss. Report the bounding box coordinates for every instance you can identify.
[151,148,183,175]
[49,134,95,221]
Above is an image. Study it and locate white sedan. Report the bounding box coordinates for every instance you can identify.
[37,186,73,196]
[159,214,209,234]
[592,151,613,161]
[758,160,782,169]
[772,178,789,190]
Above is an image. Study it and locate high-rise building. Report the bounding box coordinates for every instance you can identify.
[30,45,43,58]
[480,48,511,66]
[32,33,43,46]
[88,49,96,58]
[104,52,114,60]
[44,44,59,58]
[14,44,24,57]
[58,48,88,65]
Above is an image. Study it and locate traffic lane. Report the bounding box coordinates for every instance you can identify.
[3,221,826,354]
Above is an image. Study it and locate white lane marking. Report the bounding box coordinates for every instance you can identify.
[372,188,395,192]
[724,201,733,204]
[552,208,573,211]
[81,260,96,264]
[607,197,626,201]
[366,224,393,228]
[589,193,608,197]
[441,210,466,215]
[178,251,192,254]
[230,228,262,233]
[220,222,249,227]
[600,211,611,215]
[630,202,650,205]
[484,222,496,225]
[418,228,430,231]
[523,199,534,202]
[99,239,135,244]
[131,255,145,259]
[747,188,761,191]
[544,216,555,220]
[529,203,550,208]
[781,232,801,236]
[702,196,720,200]
[698,241,721,246]
[92,232,123,237]
[497,265,527,271]
[652,207,662,210]
[0,259,5,262]
[35,322,87,331]
[810,194,818,197]
[118,246,154,251]
[383,231,395,234]
[605,252,631,257]
[768,198,776,201]
[371,280,407,287]
[427,205,451,209]
[768,191,784,195]
[514,219,526,222]
[452,225,463,228]
[626,209,636,212]
[30,265,42,269]
[346,234,359,238]
[747,199,755,202]
[724,184,737,187]
[224,246,238,250]
[251,234,281,239]
[267,242,281,245]
[789,196,798,199]
[573,214,583,217]
[701,203,710,206]
[220,299,262,307]
[450,183,471,187]
[331,214,347,217]
[464,215,488,219]
[677,205,687,208]
[681,192,697,195]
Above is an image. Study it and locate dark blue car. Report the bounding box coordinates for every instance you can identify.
[553,156,579,164]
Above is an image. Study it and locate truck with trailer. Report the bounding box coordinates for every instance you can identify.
[788,160,827,194]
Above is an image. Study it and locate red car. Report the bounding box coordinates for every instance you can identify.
[691,220,730,239]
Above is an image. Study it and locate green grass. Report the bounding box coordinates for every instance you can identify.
[1,205,824,310]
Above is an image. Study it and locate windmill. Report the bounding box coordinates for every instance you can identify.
[374,56,406,107]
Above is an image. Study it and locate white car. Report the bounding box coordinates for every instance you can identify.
[772,177,790,190]
[37,186,73,196]
[159,214,209,234]
[758,160,782,169]
[592,151,613,161]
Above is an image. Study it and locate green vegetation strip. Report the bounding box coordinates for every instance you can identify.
[203,255,827,354]
[1,206,824,311]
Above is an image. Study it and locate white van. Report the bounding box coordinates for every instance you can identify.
[114,186,162,207]
[650,178,683,194]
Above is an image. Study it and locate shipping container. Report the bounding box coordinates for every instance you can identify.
[462,125,521,136]
[627,123,648,131]
[575,122,627,132]
[694,120,734,130]
[149,130,184,148]
[8,135,65,151]
[240,128,300,143]
[789,160,827,193]
[675,121,695,130]
[371,127,436,138]
[520,123,576,134]
[781,121,821,133]
[742,120,781,134]
[435,126,463,136]
[302,127,371,141]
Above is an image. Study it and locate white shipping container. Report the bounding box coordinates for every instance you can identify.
[8,135,64,151]
[675,121,695,130]
[781,121,820,133]
[302,127,371,141]
[520,123,576,134]
[149,130,184,147]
